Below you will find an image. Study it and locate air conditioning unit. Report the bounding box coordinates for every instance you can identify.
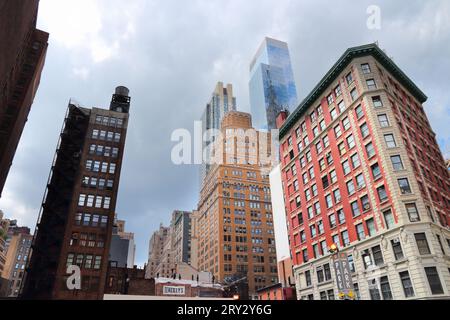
[392,238,400,244]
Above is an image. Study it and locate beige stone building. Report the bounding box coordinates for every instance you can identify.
[190,210,200,270]
[146,224,171,278]
[197,111,278,297]
[1,231,32,297]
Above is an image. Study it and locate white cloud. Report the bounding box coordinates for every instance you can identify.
[72,66,90,79]
[38,0,140,63]
[0,186,39,229]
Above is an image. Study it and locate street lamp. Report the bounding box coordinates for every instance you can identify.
[329,243,339,254]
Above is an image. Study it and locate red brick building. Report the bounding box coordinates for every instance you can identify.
[256,283,296,300]
[0,0,49,197]
[278,44,450,300]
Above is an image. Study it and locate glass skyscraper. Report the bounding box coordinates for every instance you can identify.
[249,37,298,131]
[199,82,236,188]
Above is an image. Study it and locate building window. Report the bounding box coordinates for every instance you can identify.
[355,105,364,119]
[85,255,93,269]
[330,108,338,120]
[361,63,371,74]
[377,185,388,202]
[342,160,351,175]
[369,280,381,300]
[356,223,365,241]
[366,218,376,236]
[305,270,312,287]
[350,88,358,101]
[325,194,333,208]
[372,245,384,266]
[327,94,334,106]
[365,142,376,158]
[350,154,360,169]
[372,96,383,108]
[322,175,329,189]
[307,206,314,219]
[338,142,346,156]
[313,244,320,258]
[338,101,346,113]
[332,234,341,248]
[378,114,390,127]
[391,155,404,171]
[310,225,317,238]
[361,195,371,211]
[383,210,395,229]
[415,233,431,255]
[366,79,377,90]
[346,72,353,85]
[330,170,337,184]
[425,267,444,295]
[356,174,366,189]
[86,195,95,207]
[391,238,404,260]
[347,135,356,149]
[93,256,102,270]
[348,254,355,273]
[333,189,341,203]
[337,209,346,225]
[384,134,397,148]
[398,178,412,194]
[371,163,381,180]
[335,85,342,97]
[406,203,420,222]
[329,213,337,229]
[78,194,86,207]
[75,213,82,226]
[400,271,415,298]
[318,220,324,234]
[436,235,445,255]
[380,276,393,300]
[342,117,351,131]
[341,230,350,246]
[319,120,326,132]
[354,283,361,300]
[95,196,103,209]
[347,180,356,195]
[327,289,335,300]
[66,254,75,267]
[360,123,370,139]
[302,249,309,263]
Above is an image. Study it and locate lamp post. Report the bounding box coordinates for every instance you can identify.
[329,243,355,301]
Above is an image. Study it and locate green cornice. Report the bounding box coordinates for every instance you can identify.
[280,43,428,138]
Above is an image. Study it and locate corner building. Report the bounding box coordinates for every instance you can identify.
[22,87,131,300]
[197,111,278,297]
[278,44,450,300]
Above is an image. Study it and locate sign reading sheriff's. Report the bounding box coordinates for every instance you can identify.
[163,286,186,296]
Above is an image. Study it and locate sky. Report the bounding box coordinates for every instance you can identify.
[1,0,449,267]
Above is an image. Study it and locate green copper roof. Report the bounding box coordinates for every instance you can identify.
[279,43,428,138]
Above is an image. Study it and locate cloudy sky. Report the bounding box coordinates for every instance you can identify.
[1,0,449,266]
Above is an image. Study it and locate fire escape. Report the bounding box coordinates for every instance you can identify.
[21,103,89,299]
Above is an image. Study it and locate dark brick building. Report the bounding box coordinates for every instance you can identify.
[105,264,155,296]
[21,87,131,300]
[0,0,49,197]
